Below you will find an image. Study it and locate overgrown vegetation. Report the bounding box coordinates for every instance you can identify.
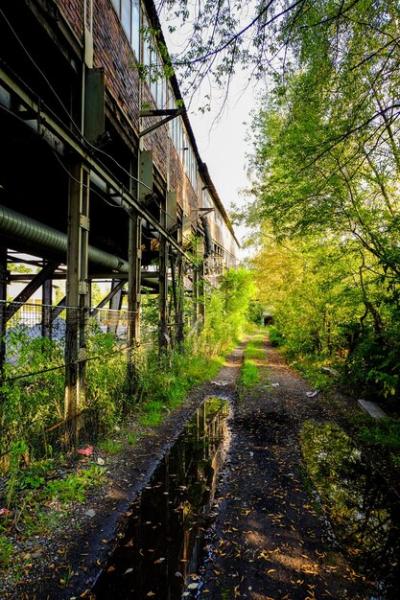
[1,268,253,467]
[240,2,400,406]
[0,268,254,578]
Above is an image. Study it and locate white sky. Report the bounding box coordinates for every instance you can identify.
[186,72,258,260]
[160,5,260,260]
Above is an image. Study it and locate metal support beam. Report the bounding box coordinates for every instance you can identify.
[127,213,142,346]
[192,265,199,327]
[0,247,7,381]
[0,67,193,263]
[51,297,66,322]
[170,255,184,347]
[41,261,53,338]
[176,256,185,346]
[107,279,123,336]
[90,280,125,317]
[139,109,185,139]
[5,262,58,322]
[9,271,163,282]
[159,194,169,353]
[199,262,205,325]
[64,163,90,447]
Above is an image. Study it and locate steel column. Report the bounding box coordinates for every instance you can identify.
[127,213,142,347]
[199,262,205,324]
[159,195,169,353]
[107,279,123,336]
[192,265,199,326]
[176,256,184,345]
[0,247,7,380]
[41,263,53,338]
[64,163,90,446]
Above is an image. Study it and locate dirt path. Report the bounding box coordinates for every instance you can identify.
[198,337,372,600]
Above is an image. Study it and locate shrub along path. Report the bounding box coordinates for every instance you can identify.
[198,336,373,599]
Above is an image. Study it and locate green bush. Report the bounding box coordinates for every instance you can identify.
[86,323,129,431]
[0,330,64,460]
[356,417,400,450]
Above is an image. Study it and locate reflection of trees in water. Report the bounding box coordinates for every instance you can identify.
[301,421,400,597]
[93,397,229,599]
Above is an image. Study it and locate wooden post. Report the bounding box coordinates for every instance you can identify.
[0,247,7,381]
[64,163,90,447]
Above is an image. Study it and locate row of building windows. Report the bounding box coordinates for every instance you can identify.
[110,2,209,201]
[111,0,140,59]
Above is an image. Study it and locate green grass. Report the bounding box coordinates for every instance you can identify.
[0,535,13,567]
[240,359,260,387]
[137,351,225,424]
[244,340,265,360]
[127,432,139,446]
[44,465,106,505]
[139,400,166,427]
[98,438,123,455]
[239,337,265,389]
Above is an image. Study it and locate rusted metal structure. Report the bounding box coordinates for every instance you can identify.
[0,0,239,442]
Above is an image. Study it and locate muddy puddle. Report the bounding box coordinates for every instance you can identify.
[301,421,400,598]
[92,396,230,599]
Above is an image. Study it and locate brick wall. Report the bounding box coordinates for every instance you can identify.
[57,0,83,39]
[57,0,237,255]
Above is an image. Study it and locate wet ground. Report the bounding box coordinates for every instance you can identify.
[197,339,375,600]
[7,339,400,598]
[0,348,243,599]
[93,396,231,599]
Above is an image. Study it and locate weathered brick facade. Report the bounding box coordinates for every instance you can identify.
[57,0,238,259]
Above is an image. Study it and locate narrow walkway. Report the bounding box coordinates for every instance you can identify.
[199,337,372,599]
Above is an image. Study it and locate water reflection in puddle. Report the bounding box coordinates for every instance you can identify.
[301,421,400,599]
[92,396,230,599]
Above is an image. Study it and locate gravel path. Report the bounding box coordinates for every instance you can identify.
[198,337,373,600]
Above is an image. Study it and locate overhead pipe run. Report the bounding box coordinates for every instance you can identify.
[0,204,129,272]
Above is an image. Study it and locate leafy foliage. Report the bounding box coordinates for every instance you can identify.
[243,1,400,403]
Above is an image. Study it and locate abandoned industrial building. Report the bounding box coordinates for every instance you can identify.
[0,0,239,442]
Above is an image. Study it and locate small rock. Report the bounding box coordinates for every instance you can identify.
[85,509,96,518]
